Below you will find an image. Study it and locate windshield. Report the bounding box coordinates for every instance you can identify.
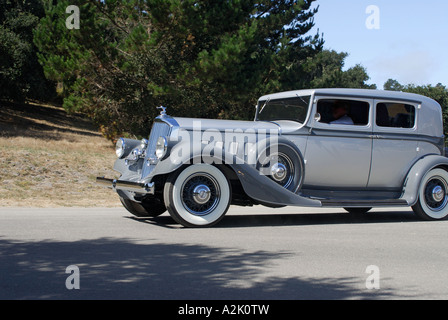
[256,95,311,124]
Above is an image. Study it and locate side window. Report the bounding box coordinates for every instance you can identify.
[376,102,415,128]
[317,99,370,126]
[257,96,311,123]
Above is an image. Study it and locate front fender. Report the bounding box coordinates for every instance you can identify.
[228,163,322,207]
[401,155,448,206]
[149,136,321,208]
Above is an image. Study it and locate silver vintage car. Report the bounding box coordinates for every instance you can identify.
[97,88,448,227]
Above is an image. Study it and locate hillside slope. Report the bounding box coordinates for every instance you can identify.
[0,101,121,207]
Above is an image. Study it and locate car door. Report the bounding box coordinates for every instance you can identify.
[367,100,419,189]
[303,96,373,188]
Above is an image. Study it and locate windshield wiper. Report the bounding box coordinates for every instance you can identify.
[259,97,271,114]
[296,94,308,106]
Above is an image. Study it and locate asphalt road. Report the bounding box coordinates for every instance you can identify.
[1,205,447,300]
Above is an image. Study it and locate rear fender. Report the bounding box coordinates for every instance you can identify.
[401,155,448,206]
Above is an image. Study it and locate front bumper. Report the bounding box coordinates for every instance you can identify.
[96,177,155,195]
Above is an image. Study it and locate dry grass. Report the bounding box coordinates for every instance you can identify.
[0,100,121,207]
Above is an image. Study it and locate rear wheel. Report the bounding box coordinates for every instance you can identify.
[412,168,448,220]
[164,164,231,227]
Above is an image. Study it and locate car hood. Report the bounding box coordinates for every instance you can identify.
[172,117,280,133]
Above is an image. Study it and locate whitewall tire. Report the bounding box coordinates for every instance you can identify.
[164,164,231,227]
[412,168,448,220]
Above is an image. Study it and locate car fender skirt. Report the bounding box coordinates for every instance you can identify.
[228,164,322,207]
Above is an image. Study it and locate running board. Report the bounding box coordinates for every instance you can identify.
[321,199,409,208]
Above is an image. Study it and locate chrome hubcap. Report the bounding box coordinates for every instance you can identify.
[181,173,220,216]
[269,152,294,189]
[424,176,448,212]
[271,163,287,182]
[432,185,445,202]
[192,184,211,204]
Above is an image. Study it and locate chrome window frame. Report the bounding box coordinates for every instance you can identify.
[310,96,374,133]
[373,100,419,134]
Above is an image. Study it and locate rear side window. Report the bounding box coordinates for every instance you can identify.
[316,99,370,126]
[376,102,415,128]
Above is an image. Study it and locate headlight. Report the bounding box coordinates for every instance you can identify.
[155,136,168,159]
[115,138,126,158]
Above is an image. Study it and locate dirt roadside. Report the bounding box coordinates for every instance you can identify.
[0,101,121,207]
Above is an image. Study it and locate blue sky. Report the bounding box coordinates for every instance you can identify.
[310,0,448,89]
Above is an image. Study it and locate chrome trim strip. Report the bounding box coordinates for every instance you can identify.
[315,92,423,105]
[310,128,444,146]
[310,128,372,139]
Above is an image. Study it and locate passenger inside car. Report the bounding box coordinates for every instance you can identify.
[330,102,354,125]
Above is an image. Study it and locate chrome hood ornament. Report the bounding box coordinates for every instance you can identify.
[157,106,167,116]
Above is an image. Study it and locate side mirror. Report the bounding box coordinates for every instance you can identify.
[314,113,321,122]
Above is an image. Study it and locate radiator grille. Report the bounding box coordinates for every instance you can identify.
[141,121,171,179]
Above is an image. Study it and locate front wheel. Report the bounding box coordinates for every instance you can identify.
[119,197,166,217]
[412,168,448,220]
[163,164,231,227]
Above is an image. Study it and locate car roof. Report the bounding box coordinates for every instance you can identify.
[258,88,437,105]
[258,88,444,138]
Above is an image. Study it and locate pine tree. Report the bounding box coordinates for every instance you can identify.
[0,0,54,101]
[34,0,324,138]
[35,0,374,139]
